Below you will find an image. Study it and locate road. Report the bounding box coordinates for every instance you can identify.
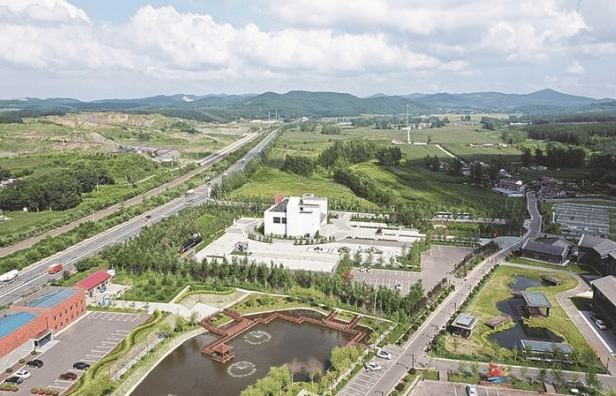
[0,129,279,307]
[0,132,259,260]
[340,191,545,396]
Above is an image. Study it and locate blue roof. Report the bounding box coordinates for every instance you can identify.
[521,340,573,354]
[521,291,552,308]
[0,312,36,340]
[28,289,76,308]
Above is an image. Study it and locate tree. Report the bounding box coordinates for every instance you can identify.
[535,147,545,166]
[585,370,602,391]
[520,366,528,381]
[470,361,480,376]
[538,367,548,383]
[550,364,564,385]
[457,361,467,375]
[521,147,533,167]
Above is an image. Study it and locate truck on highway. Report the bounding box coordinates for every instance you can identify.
[48,264,63,274]
[185,189,195,197]
[0,270,18,283]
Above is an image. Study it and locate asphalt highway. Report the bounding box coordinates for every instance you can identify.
[0,129,278,306]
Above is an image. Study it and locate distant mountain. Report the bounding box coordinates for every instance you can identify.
[408,89,608,110]
[1,89,613,123]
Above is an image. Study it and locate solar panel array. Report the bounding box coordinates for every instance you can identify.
[553,203,610,236]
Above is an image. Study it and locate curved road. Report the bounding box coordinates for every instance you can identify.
[340,191,549,396]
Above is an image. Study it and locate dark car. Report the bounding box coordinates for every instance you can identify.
[4,377,23,385]
[59,372,78,381]
[72,362,90,370]
[25,359,43,368]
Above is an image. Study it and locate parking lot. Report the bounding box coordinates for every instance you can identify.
[352,246,472,293]
[338,344,404,396]
[12,311,148,395]
[416,380,549,396]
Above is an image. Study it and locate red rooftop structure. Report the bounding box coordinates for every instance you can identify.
[75,270,112,297]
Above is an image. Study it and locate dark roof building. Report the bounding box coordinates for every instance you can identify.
[591,275,616,328]
[450,313,479,338]
[578,234,616,276]
[521,291,552,317]
[520,237,572,264]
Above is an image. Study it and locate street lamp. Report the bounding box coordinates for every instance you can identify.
[397,362,410,370]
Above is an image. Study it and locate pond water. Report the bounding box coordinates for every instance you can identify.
[488,300,563,349]
[488,275,560,349]
[509,275,545,291]
[130,310,352,396]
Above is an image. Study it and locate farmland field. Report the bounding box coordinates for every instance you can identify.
[231,121,523,218]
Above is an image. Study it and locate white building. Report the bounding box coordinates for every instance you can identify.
[264,194,328,237]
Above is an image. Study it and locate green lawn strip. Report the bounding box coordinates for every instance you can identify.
[449,266,603,372]
[69,310,166,396]
[506,256,591,275]
[174,285,236,304]
[422,370,439,380]
[109,327,205,396]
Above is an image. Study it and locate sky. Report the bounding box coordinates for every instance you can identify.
[0,0,615,101]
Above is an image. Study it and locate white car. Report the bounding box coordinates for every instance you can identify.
[595,319,607,330]
[376,350,392,360]
[365,362,383,371]
[13,370,31,379]
[466,385,478,396]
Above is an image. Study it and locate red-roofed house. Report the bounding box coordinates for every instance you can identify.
[75,270,112,297]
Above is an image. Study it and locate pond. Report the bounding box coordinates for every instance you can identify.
[130,310,352,396]
[488,299,563,349]
[488,275,561,350]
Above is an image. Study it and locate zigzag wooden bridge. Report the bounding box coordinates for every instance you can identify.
[200,309,367,363]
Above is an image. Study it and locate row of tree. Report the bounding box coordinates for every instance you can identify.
[281,155,315,176]
[0,165,113,211]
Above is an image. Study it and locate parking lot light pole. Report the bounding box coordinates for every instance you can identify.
[397,362,410,370]
[375,391,384,396]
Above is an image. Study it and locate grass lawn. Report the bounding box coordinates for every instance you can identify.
[352,160,514,216]
[444,266,602,371]
[506,256,592,275]
[228,166,377,209]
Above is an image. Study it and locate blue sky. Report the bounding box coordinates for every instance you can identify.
[0,0,615,101]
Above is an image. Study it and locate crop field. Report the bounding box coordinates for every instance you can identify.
[440,144,521,163]
[232,122,525,217]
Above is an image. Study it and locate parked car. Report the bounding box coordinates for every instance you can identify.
[13,370,31,379]
[72,362,90,370]
[376,349,393,360]
[3,377,23,385]
[394,284,402,291]
[365,362,383,371]
[595,319,607,330]
[26,359,43,368]
[59,372,78,381]
[466,385,478,396]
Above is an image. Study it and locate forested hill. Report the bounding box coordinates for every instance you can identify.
[1,89,614,123]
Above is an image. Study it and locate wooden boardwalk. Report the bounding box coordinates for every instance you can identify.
[200,309,367,363]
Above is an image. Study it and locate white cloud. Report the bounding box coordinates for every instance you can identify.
[0,0,614,99]
[565,60,585,75]
[0,0,89,23]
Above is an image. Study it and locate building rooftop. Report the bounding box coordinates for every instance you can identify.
[520,340,573,354]
[451,313,479,330]
[591,275,616,306]
[521,291,552,308]
[521,239,571,257]
[267,198,288,213]
[27,289,77,308]
[0,311,37,340]
[579,234,616,258]
[75,270,111,290]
